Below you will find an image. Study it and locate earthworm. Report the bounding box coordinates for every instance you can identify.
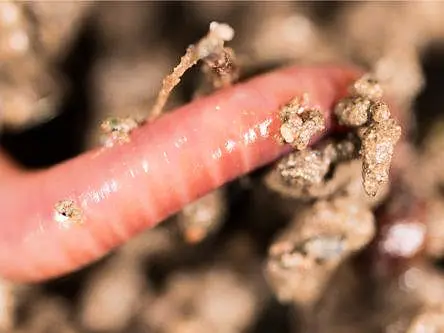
[0,65,359,282]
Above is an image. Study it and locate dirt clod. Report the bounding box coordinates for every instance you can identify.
[279,96,325,150]
[100,116,140,147]
[359,118,402,196]
[53,199,84,228]
[266,196,375,305]
[335,96,371,127]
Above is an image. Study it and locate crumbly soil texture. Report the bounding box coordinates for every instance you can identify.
[2,2,444,333]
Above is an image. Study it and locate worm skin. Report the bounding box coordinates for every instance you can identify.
[0,65,359,282]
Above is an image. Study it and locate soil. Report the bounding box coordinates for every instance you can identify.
[2,2,444,333]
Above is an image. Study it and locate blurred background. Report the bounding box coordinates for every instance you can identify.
[2,2,444,332]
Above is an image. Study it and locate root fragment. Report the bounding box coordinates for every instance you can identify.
[201,46,239,89]
[150,22,235,120]
[279,96,325,150]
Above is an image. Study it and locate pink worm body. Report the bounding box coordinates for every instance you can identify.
[0,65,358,282]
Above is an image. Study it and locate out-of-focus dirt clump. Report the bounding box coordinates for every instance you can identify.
[4,2,444,333]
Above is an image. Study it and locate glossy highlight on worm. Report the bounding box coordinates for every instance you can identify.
[0,65,359,282]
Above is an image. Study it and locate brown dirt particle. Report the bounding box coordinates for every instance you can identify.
[279,96,325,150]
[334,95,371,127]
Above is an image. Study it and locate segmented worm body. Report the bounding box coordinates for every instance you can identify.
[0,65,359,282]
